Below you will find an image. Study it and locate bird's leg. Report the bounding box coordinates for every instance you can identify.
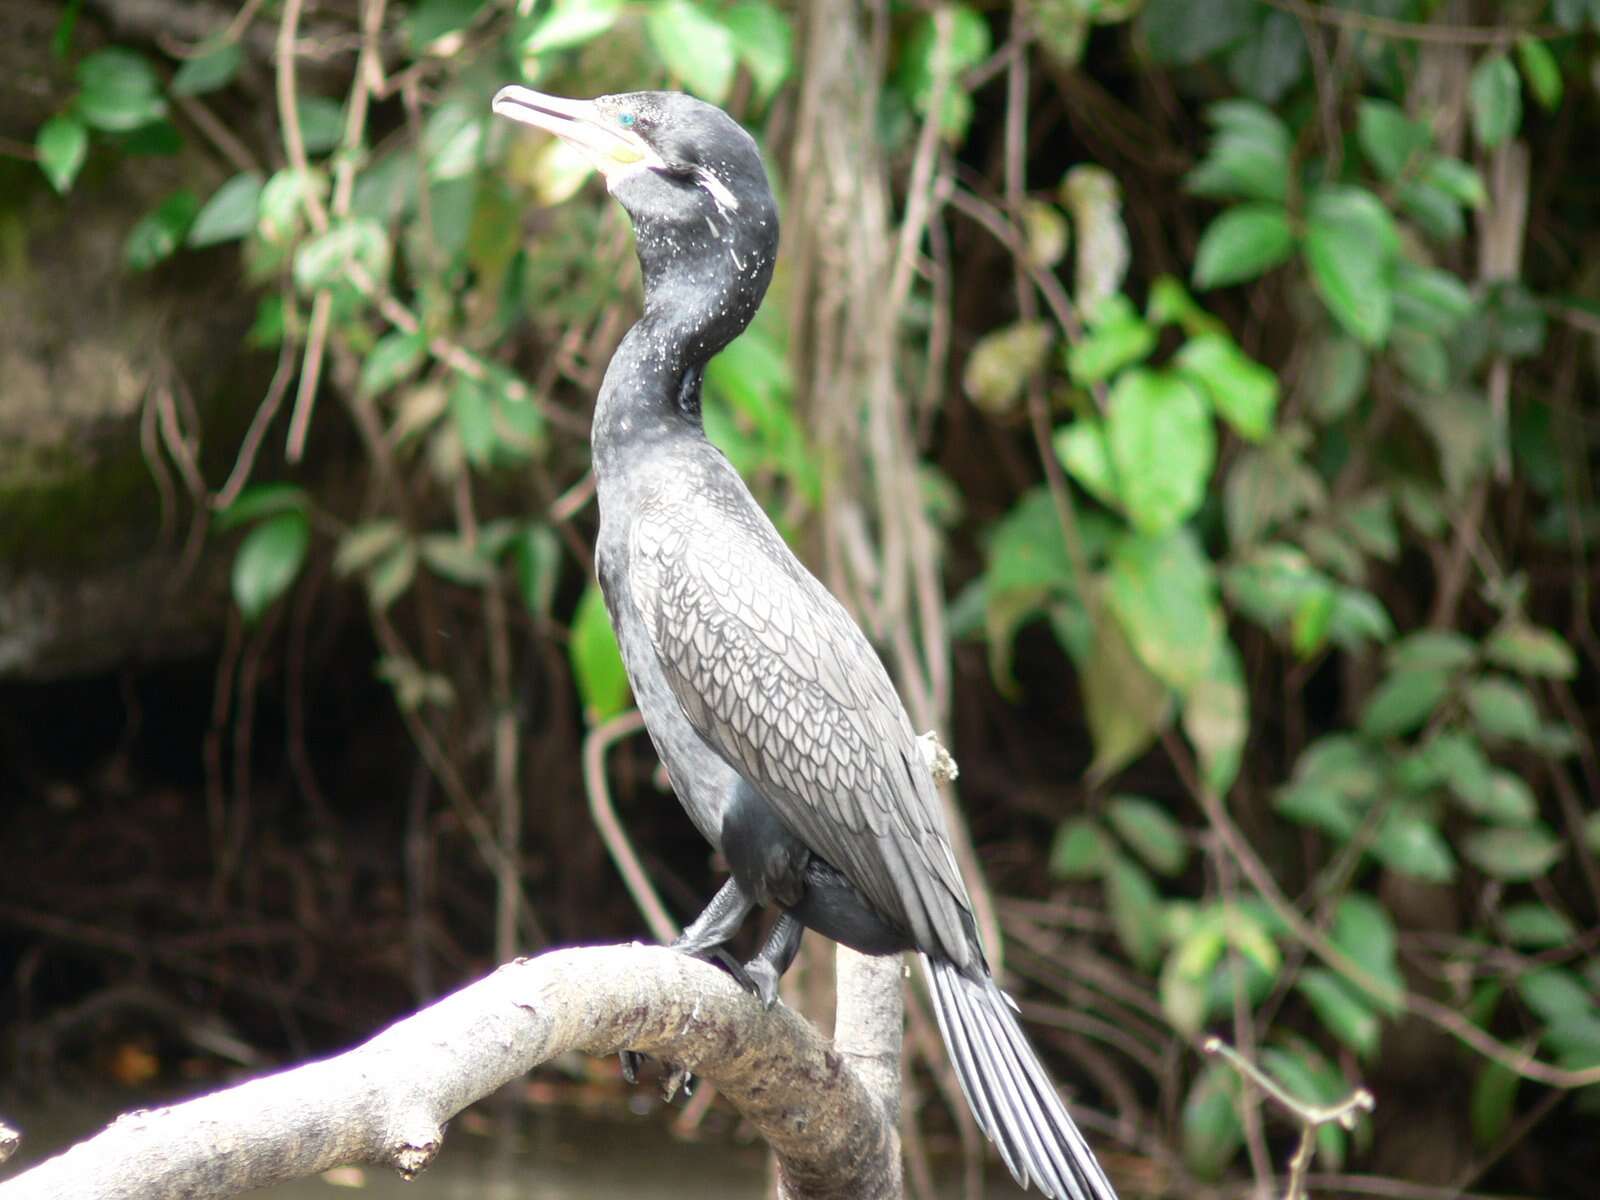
[621,876,761,1088]
[742,911,804,1010]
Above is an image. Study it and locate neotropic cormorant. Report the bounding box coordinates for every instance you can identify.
[493,85,1118,1200]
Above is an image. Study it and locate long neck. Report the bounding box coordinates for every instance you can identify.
[591,216,772,471]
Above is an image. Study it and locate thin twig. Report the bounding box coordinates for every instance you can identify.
[582,709,678,944]
[1204,1036,1374,1200]
[1259,0,1557,46]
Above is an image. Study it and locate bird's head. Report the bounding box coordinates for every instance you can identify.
[492,88,777,301]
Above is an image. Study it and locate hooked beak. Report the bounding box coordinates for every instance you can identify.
[491,86,663,180]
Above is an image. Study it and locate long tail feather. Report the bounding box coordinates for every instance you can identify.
[922,954,1118,1200]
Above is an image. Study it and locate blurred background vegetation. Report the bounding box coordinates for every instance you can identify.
[2,0,1599,1196]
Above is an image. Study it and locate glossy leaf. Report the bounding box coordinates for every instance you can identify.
[36,115,88,194]
[1192,204,1295,289]
[1055,420,1121,510]
[232,511,310,623]
[521,0,621,55]
[722,2,793,100]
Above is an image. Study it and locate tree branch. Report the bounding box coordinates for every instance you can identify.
[0,945,901,1200]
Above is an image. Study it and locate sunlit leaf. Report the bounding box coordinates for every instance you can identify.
[647,0,737,104]
[1105,370,1213,533]
[1304,185,1398,346]
[521,0,622,55]
[1183,641,1247,794]
[571,581,631,721]
[1106,527,1224,691]
[722,2,792,100]
[1066,295,1156,385]
[1175,333,1278,442]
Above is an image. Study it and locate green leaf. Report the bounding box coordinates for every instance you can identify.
[513,524,562,617]
[964,321,1054,414]
[1394,265,1475,337]
[1049,818,1110,880]
[1055,420,1121,510]
[1299,967,1379,1057]
[1517,967,1592,1023]
[1106,527,1224,692]
[1175,333,1278,442]
[1141,0,1256,64]
[231,511,310,623]
[1484,623,1578,680]
[187,172,264,247]
[450,375,496,468]
[897,6,991,138]
[171,41,243,95]
[35,115,88,194]
[124,190,200,270]
[1192,204,1295,289]
[359,331,428,397]
[1183,642,1248,794]
[722,2,792,100]
[520,0,622,55]
[215,482,308,531]
[1422,156,1488,209]
[1386,629,1477,674]
[647,0,738,104]
[1470,54,1522,148]
[1466,675,1543,744]
[571,581,630,722]
[1372,804,1457,882]
[1081,601,1171,777]
[418,533,495,586]
[1359,668,1450,738]
[1398,178,1466,243]
[1331,894,1403,1014]
[365,541,418,611]
[406,0,487,51]
[1304,186,1398,346]
[1226,9,1306,104]
[1065,295,1156,385]
[1515,36,1562,110]
[1107,796,1188,876]
[334,520,407,577]
[1471,1061,1519,1149]
[1181,1061,1245,1181]
[76,47,166,131]
[296,96,345,156]
[1501,903,1575,949]
[1148,275,1227,337]
[1107,854,1164,971]
[1261,1045,1349,1166]
[1159,950,1209,1037]
[1186,100,1291,204]
[293,218,389,292]
[1464,825,1563,882]
[1356,100,1431,180]
[1105,369,1214,533]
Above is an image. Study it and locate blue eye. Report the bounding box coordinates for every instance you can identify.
[618,112,636,127]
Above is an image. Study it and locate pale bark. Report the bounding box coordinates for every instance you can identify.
[0,944,903,1200]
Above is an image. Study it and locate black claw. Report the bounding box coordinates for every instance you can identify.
[619,1049,643,1085]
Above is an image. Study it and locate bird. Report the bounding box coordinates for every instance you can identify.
[492,84,1118,1200]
